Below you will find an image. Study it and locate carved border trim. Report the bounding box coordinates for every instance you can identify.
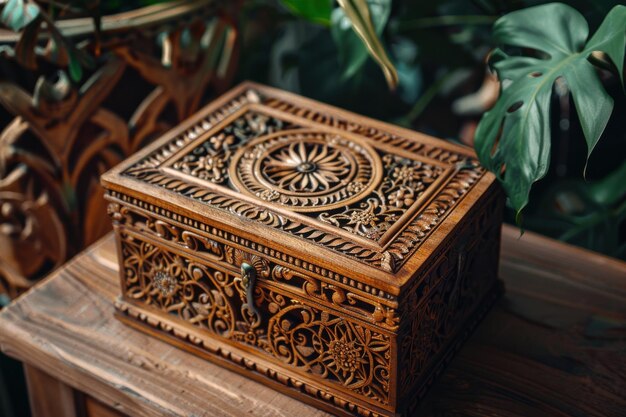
[116,300,389,417]
[109,200,400,329]
[263,96,469,163]
[106,190,398,303]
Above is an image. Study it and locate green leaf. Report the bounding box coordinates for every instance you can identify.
[0,0,40,32]
[331,0,398,89]
[280,0,332,26]
[41,11,94,82]
[585,4,626,88]
[474,3,626,216]
[68,52,82,82]
[0,293,9,307]
[587,160,626,207]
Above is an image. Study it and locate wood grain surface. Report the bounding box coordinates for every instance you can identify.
[1,225,625,417]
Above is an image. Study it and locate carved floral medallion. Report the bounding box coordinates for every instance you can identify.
[230,130,382,212]
[263,141,349,192]
[153,270,177,297]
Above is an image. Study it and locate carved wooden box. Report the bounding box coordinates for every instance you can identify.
[101,82,503,417]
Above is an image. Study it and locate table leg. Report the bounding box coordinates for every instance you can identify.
[83,396,126,417]
[24,365,78,417]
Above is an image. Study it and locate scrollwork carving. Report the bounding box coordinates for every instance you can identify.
[271,265,399,328]
[0,1,239,298]
[116,300,387,417]
[118,231,393,406]
[268,304,391,405]
[120,231,237,336]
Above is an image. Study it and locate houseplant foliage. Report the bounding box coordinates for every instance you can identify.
[276,0,626,237]
[474,3,626,218]
[0,0,177,80]
[0,0,92,80]
[282,0,397,88]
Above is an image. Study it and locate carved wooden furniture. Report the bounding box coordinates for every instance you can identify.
[1,226,625,417]
[101,82,503,417]
[0,0,238,299]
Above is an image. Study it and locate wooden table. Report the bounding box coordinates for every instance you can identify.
[1,225,625,417]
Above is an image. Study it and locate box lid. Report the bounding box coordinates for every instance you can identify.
[102,82,497,296]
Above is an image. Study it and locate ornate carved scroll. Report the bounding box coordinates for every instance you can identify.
[267,304,391,405]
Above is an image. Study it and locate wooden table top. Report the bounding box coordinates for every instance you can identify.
[1,225,625,417]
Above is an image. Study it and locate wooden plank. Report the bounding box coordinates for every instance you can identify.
[419,225,626,417]
[1,225,625,417]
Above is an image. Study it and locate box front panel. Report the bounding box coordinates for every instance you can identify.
[108,195,397,416]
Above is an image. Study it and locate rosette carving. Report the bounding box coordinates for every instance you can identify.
[229,130,382,212]
[267,304,391,405]
[120,232,236,336]
[263,141,350,192]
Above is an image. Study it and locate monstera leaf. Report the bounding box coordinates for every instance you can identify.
[475,3,626,217]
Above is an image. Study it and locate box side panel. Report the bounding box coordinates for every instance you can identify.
[106,193,400,416]
[396,184,504,413]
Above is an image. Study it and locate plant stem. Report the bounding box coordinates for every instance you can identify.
[397,15,497,31]
[405,70,457,122]
[37,0,84,16]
